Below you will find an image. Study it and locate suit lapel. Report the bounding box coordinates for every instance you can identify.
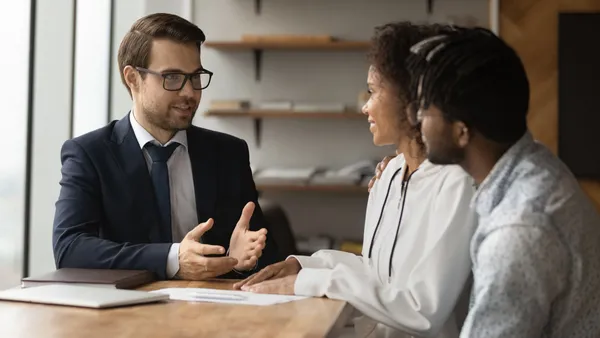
[186,127,217,224]
[107,113,162,243]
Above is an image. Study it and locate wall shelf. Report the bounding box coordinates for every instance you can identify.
[251,0,434,16]
[204,40,370,50]
[205,109,365,119]
[205,109,366,147]
[251,0,433,16]
[203,40,370,81]
[257,184,368,193]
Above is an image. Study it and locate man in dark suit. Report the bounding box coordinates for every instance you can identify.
[53,13,281,280]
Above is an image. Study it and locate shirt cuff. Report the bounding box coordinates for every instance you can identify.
[294,268,333,297]
[288,255,329,269]
[166,243,180,279]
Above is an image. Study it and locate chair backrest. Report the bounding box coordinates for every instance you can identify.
[258,198,298,258]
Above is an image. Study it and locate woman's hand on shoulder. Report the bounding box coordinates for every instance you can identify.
[368,155,396,192]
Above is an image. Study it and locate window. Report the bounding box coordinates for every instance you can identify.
[0,0,32,289]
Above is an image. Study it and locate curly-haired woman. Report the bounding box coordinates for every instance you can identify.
[234,22,477,338]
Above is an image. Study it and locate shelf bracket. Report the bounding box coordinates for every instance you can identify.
[255,0,262,15]
[253,118,263,147]
[253,49,263,81]
[426,0,434,14]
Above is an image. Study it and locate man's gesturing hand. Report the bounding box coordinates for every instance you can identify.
[176,219,238,280]
[229,202,268,271]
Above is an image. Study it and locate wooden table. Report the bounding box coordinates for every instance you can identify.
[0,280,353,338]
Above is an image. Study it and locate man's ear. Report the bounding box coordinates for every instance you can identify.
[123,65,139,93]
[454,121,470,148]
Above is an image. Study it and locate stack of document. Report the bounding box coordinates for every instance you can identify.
[254,167,321,185]
[310,170,362,185]
[256,101,293,111]
[292,102,347,113]
[310,160,376,186]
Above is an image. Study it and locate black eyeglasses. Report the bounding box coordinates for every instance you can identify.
[135,67,213,91]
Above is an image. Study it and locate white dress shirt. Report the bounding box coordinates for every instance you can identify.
[129,112,198,278]
[292,155,477,338]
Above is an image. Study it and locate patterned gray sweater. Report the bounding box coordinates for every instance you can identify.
[460,132,600,338]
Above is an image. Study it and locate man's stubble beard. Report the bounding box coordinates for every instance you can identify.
[425,140,465,165]
[143,102,196,132]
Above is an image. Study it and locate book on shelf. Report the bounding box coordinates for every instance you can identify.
[310,172,362,186]
[254,161,377,187]
[208,100,363,114]
[254,167,322,186]
[209,99,250,111]
[256,101,294,111]
[292,102,348,113]
[21,268,155,289]
[310,160,376,186]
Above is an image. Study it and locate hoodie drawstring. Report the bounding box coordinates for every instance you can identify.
[367,167,402,259]
[366,165,419,280]
[388,169,417,279]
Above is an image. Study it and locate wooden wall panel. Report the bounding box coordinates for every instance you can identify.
[497,0,600,210]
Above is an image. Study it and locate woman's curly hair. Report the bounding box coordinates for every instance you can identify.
[367,22,457,153]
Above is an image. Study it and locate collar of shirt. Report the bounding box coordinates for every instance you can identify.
[470,131,535,216]
[129,111,188,150]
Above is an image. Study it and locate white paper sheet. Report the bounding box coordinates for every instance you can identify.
[150,288,307,306]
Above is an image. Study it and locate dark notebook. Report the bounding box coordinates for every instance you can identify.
[21,268,155,289]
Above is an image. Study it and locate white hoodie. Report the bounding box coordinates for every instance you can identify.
[293,155,477,338]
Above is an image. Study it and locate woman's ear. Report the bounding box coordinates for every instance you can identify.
[123,65,138,93]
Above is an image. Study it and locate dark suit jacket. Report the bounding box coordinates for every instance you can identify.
[53,114,281,279]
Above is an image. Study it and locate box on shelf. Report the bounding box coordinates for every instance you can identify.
[337,240,363,255]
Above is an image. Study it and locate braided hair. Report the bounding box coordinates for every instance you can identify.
[406,27,530,144]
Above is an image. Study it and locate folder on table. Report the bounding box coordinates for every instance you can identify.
[21,268,154,289]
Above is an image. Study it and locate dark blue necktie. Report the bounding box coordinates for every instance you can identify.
[145,142,180,242]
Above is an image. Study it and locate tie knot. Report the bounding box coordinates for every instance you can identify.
[145,142,180,163]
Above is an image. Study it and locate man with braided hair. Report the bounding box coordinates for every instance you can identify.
[407,27,600,338]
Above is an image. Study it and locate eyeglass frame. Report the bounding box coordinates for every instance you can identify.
[135,66,214,91]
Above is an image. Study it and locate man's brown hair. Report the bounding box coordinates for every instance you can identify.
[118,13,206,95]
